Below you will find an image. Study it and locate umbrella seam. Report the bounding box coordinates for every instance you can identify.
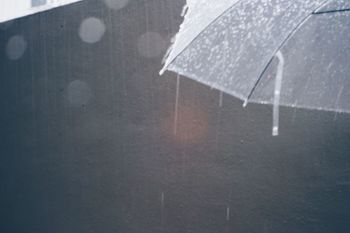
[245,0,330,103]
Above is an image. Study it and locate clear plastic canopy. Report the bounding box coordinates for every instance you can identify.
[250,11,350,113]
[160,0,240,74]
[161,0,327,102]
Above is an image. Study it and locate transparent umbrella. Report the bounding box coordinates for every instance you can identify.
[160,0,350,135]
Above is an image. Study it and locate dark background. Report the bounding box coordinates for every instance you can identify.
[1,0,350,232]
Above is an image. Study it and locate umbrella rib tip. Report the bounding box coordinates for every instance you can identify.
[159,68,165,76]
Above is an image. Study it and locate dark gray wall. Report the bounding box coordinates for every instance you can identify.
[1,1,350,232]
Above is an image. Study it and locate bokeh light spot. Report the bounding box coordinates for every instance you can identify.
[162,105,208,144]
[79,17,106,44]
[6,35,27,60]
[137,31,166,58]
[104,0,129,10]
[67,80,92,107]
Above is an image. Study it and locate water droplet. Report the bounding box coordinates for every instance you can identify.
[67,80,92,107]
[6,35,27,60]
[137,32,166,58]
[79,17,106,44]
[104,0,129,10]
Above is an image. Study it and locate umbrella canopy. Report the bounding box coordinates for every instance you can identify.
[160,0,350,135]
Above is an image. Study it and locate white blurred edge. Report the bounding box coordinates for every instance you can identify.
[0,0,83,23]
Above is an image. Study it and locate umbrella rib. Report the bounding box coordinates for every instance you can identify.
[245,0,330,104]
[245,16,312,103]
[162,0,244,72]
[313,8,350,14]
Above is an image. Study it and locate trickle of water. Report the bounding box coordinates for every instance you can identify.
[161,192,165,207]
[174,75,181,135]
[161,191,165,226]
[333,86,344,121]
[219,91,224,107]
[242,99,248,108]
[226,206,230,221]
[272,51,285,136]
